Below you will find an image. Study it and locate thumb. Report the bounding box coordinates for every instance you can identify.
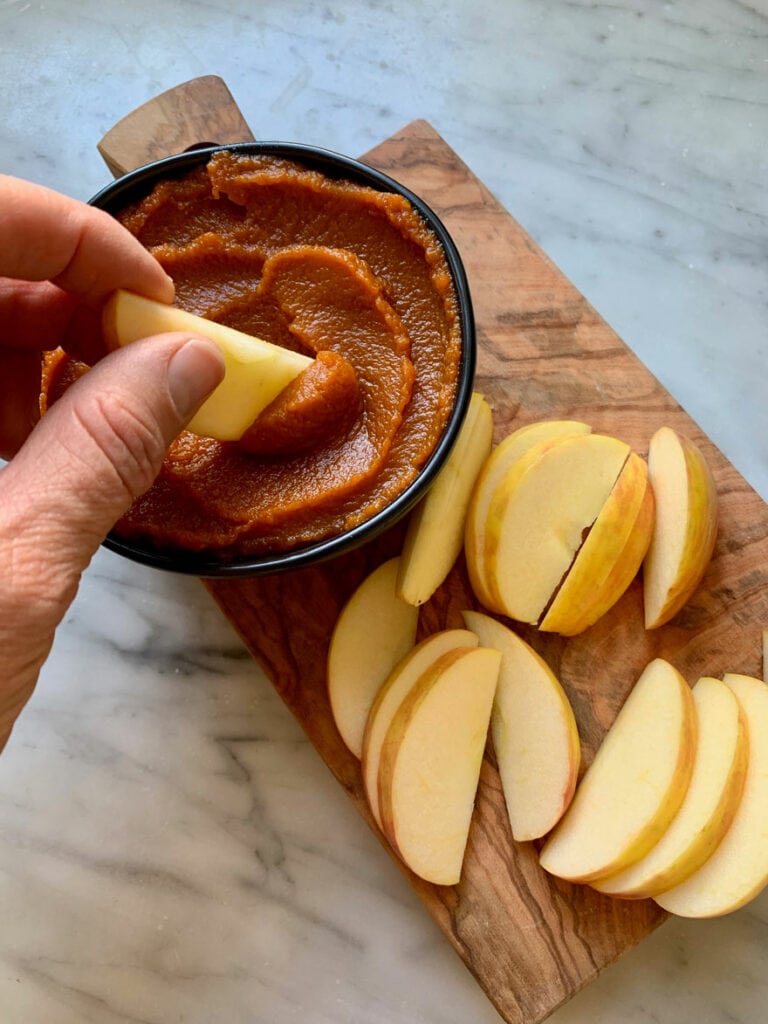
[0,332,223,744]
[3,332,224,592]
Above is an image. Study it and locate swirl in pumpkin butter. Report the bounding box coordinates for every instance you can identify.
[45,152,462,556]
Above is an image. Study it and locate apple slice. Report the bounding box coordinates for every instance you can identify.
[378,645,501,885]
[655,673,768,917]
[397,392,493,606]
[103,289,312,440]
[464,420,591,608]
[763,629,768,683]
[485,433,630,624]
[539,452,654,635]
[593,676,747,898]
[539,658,696,883]
[462,611,580,840]
[361,628,480,826]
[327,558,419,758]
[643,426,718,629]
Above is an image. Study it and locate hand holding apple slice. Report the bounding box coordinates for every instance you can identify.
[539,658,696,883]
[361,628,480,826]
[643,426,718,629]
[462,611,580,841]
[397,392,493,606]
[378,645,501,885]
[655,673,768,918]
[328,558,419,758]
[593,676,747,899]
[103,289,312,440]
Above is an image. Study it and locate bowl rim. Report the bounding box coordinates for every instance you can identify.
[91,141,476,578]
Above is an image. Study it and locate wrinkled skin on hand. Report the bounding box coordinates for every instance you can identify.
[0,174,224,751]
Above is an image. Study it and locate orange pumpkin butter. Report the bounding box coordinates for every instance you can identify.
[43,152,462,556]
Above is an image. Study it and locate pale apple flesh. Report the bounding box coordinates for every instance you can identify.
[397,392,493,607]
[378,646,501,886]
[103,289,312,440]
[593,676,747,899]
[485,433,631,624]
[539,658,696,883]
[361,629,480,827]
[327,558,419,759]
[655,674,768,918]
[643,426,718,629]
[464,420,591,608]
[539,452,654,636]
[462,611,580,841]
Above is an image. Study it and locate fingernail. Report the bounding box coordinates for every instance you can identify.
[167,337,225,420]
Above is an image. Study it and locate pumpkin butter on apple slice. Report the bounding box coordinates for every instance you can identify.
[103,289,314,441]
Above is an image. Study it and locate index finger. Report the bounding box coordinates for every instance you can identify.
[0,174,174,306]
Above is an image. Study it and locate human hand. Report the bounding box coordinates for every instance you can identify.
[0,174,225,750]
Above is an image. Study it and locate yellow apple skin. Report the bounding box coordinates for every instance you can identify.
[593,676,747,899]
[462,611,580,841]
[103,289,312,440]
[540,452,654,636]
[378,646,501,886]
[655,674,768,918]
[464,420,591,608]
[397,393,493,606]
[361,629,480,827]
[763,630,768,683]
[484,433,630,624]
[327,558,419,759]
[643,426,718,629]
[539,658,696,883]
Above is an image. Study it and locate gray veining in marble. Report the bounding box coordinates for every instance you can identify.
[1,1,767,1022]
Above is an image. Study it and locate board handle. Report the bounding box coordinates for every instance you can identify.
[97,75,255,177]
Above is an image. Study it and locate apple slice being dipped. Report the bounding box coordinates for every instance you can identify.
[103,289,312,440]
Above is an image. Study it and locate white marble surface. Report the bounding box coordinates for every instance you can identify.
[1,1,767,1022]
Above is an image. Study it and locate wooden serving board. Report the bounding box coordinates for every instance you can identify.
[100,78,768,1024]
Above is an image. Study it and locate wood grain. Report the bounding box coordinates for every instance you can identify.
[99,86,768,1024]
[97,75,254,176]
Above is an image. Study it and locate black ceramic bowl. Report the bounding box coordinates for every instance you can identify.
[90,142,476,577]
